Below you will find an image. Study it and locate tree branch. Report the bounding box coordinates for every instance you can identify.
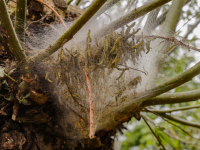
[95,0,172,37]
[183,19,200,40]
[133,60,200,106]
[15,0,27,43]
[145,35,200,52]
[146,105,200,113]
[91,0,120,19]
[29,0,107,63]
[75,0,81,6]
[66,0,73,5]
[35,0,68,31]
[158,113,200,129]
[151,0,191,31]
[0,0,28,67]
[152,61,200,95]
[142,89,200,106]
[162,0,185,33]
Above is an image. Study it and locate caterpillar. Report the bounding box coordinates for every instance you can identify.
[128,76,142,89]
[51,24,149,106]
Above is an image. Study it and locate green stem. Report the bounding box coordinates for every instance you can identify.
[15,0,27,43]
[95,0,172,37]
[147,105,200,113]
[67,0,74,5]
[0,0,27,64]
[75,0,81,6]
[142,88,200,106]
[161,0,185,34]
[154,63,200,91]
[153,0,191,33]
[131,60,200,105]
[183,19,200,40]
[29,0,107,63]
[92,0,120,19]
[159,113,200,129]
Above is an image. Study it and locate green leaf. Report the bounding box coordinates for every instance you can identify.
[2,80,9,90]
[4,94,14,101]
[24,93,31,99]
[157,127,165,131]
[173,139,179,149]
[158,131,174,148]
[20,99,29,105]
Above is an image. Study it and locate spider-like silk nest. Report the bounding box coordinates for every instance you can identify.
[25,17,167,142]
[52,23,145,112]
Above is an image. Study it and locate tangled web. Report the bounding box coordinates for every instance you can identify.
[30,20,164,139]
[21,6,170,140]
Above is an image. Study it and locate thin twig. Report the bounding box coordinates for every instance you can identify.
[25,15,47,30]
[159,113,200,129]
[176,13,198,35]
[141,114,167,150]
[142,88,200,107]
[95,0,172,38]
[164,131,199,149]
[141,35,200,52]
[118,64,148,75]
[3,72,18,83]
[183,19,200,40]
[82,61,94,139]
[91,0,120,19]
[35,0,68,31]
